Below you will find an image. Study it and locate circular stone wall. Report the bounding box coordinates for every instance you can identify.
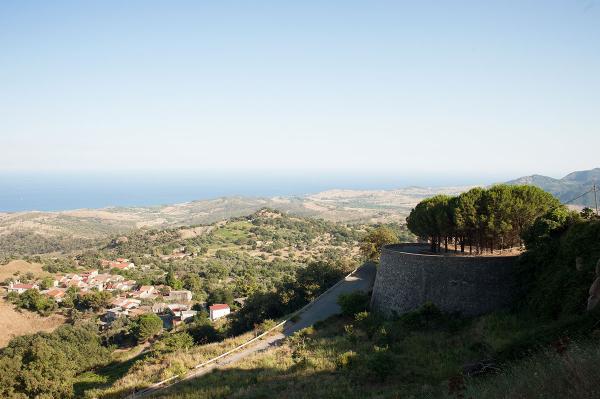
[371,243,518,317]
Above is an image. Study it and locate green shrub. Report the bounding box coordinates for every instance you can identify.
[366,346,396,381]
[133,314,163,343]
[354,311,382,339]
[336,350,357,369]
[17,289,57,315]
[520,218,600,318]
[155,332,194,353]
[337,291,370,317]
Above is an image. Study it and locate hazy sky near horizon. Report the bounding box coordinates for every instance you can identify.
[1,1,599,180]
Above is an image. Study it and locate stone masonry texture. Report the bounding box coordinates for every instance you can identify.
[371,243,518,317]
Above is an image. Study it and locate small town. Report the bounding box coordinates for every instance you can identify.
[3,258,232,328]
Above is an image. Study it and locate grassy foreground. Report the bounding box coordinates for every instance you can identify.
[146,305,600,399]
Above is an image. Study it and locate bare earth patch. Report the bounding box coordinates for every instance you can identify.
[0,300,66,347]
[0,260,50,281]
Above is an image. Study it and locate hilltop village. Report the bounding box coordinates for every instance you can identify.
[4,258,232,328]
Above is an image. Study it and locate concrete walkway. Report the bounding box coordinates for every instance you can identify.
[143,262,377,397]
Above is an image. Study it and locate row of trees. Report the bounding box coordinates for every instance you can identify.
[406,185,561,253]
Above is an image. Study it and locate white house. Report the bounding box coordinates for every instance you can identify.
[209,304,230,321]
[7,282,39,294]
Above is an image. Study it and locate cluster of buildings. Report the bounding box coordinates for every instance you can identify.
[100,258,136,270]
[4,257,234,327]
[7,267,138,302]
[104,288,198,324]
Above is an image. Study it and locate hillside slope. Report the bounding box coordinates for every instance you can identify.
[0,187,468,256]
[507,167,599,207]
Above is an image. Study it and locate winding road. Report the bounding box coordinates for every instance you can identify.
[140,262,377,398]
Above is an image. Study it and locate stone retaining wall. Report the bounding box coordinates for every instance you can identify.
[371,243,518,317]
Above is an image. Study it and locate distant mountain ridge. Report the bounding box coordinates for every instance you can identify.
[506,168,600,207]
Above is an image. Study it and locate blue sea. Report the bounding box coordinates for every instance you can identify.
[0,171,494,212]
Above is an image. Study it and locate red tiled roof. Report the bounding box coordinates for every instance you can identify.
[12,283,36,289]
[46,289,65,298]
[209,304,230,311]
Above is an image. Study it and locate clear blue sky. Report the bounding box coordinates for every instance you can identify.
[1,1,599,180]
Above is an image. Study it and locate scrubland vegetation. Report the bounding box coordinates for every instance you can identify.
[1,209,408,398]
[3,197,599,399]
[149,192,600,399]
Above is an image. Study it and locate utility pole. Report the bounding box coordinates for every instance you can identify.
[594,183,599,216]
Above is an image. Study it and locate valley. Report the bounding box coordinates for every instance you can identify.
[0,186,468,257]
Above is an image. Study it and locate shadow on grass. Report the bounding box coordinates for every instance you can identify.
[74,351,151,396]
[112,366,377,399]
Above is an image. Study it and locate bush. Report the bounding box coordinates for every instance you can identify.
[366,347,396,381]
[155,332,194,353]
[18,289,57,315]
[187,322,221,345]
[133,314,163,343]
[520,217,600,318]
[337,291,370,317]
[354,311,383,339]
[336,350,358,369]
[257,319,278,334]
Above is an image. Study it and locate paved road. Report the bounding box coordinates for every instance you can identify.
[142,262,377,398]
[282,262,377,335]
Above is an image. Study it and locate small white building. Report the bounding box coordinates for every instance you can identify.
[209,304,230,321]
[7,282,39,294]
[178,310,198,322]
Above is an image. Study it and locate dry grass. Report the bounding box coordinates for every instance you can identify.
[94,331,259,398]
[0,299,66,347]
[0,260,65,347]
[0,259,50,281]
